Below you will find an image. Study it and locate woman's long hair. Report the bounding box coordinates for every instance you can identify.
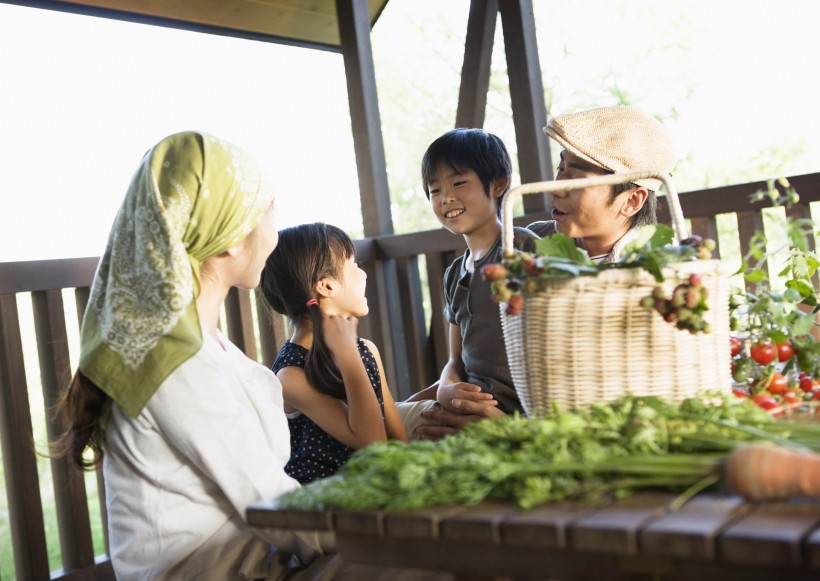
[259,223,356,400]
[50,372,110,469]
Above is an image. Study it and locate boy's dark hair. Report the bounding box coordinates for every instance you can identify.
[421,128,512,213]
[258,222,355,400]
[611,182,657,228]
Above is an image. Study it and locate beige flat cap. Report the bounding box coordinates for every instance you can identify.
[544,105,677,191]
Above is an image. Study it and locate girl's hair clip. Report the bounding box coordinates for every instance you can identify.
[306,298,318,308]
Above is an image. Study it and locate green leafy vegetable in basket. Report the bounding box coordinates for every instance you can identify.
[483,223,717,332]
[279,392,820,512]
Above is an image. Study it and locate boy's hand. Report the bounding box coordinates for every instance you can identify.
[416,408,483,440]
[437,382,500,417]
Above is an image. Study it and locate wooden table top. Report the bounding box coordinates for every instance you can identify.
[247,492,820,580]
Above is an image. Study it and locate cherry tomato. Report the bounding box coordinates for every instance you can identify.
[765,372,788,395]
[776,341,794,362]
[783,393,803,405]
[752,392,774,405]
[732,389,749,398]
[730,336,743,357]
[750,342,777,366]
[813,391,820,401]
[759,400,781,411]
[800,377,816,393]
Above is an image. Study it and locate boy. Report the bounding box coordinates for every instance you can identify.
[417,107,678,438]
[422,128,537,418]
[528,104,678,260]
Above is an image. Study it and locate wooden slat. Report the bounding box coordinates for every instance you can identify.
[688,215,722,260]
[245,497,334,532]
[455,0,497,128]
[335,509,385,537]
[32,289,95,570]
[500,502,596,548]
[657,172,820,223]
[0,257,98,294]
[640,494,749,560]
[424,252,452,374]
[224,287,257,360]
[383,505,467,540]
[74,286,111,556]
[51,558,116,581]
[256,292,288,369]
[719,501,820,568]
[804,524,820,568]
[567,492,674,555]
[393,255,434,397]
[0,293,50,580]
[439,501,521,544]
[736,209,766,292]
[785,202,820,289]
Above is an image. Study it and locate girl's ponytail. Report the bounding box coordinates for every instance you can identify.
[304,298,346,399]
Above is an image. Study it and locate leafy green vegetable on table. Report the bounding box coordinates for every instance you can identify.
[280,393,820,512]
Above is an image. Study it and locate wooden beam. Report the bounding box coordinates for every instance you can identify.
[455,0,498,128]
[336,0,410,396]
[498,0,552,213]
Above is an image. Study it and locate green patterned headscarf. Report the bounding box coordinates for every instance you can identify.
[79,131,275,418]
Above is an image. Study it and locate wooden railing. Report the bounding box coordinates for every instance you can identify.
[1,172,819,580]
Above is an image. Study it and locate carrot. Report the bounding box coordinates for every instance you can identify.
[725,443,820,500]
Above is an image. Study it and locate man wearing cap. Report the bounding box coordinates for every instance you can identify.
[528,105,678,262]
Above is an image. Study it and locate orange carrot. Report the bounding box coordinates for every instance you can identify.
[725,443,820,500]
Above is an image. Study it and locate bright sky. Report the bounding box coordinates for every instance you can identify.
[2,0,820,262]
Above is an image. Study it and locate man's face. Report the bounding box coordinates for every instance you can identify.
[550,150,629,244]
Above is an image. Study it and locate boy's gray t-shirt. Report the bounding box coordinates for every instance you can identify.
[443,227,537,414]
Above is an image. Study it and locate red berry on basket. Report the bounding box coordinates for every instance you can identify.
[522,257,542,276]
[481,263,507,282]
[506,294,525,316]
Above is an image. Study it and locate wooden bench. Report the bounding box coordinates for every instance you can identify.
[1,172,818,579]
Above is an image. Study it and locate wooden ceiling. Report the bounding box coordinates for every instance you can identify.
[20,0,390,51]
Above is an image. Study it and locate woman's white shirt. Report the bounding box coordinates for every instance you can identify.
[103,330,319,580]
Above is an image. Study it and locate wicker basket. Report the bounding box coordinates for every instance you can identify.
[499,171,732,417]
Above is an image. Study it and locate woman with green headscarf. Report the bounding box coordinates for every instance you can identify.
[55,131,453,581]
[53,131,330,579]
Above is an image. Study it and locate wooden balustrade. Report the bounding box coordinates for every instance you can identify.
[0,172,818,579]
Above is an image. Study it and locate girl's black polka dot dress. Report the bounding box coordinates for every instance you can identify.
[272,338,385,484]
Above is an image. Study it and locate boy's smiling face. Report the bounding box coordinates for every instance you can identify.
[427,162,503,237]
[550,150,636,256]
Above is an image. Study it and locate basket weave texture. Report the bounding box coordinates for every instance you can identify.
[500,259,731,417]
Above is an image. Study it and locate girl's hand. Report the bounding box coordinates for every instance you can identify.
[321,314,360,362]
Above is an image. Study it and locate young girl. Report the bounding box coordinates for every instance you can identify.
[259,222,407,483]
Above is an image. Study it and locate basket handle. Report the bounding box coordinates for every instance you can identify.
[502,171,687,256]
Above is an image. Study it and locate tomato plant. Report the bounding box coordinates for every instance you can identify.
[750,342,776,366]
